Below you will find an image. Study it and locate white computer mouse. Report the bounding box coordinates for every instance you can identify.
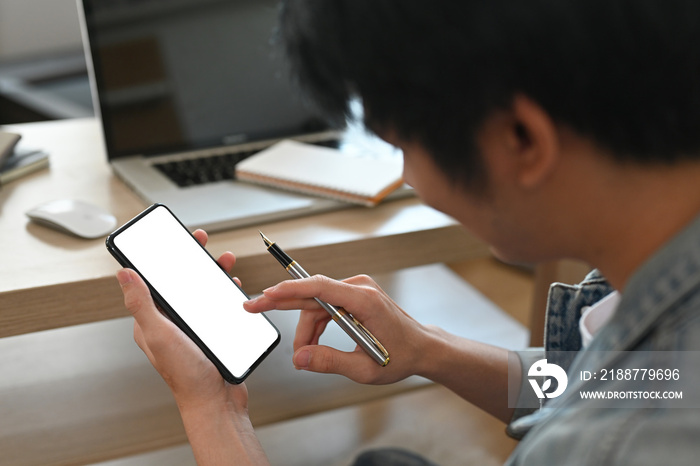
[26,199,118,239]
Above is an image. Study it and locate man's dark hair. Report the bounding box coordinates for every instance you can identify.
[279,0,700,190]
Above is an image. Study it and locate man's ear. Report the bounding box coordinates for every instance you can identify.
[508,94,560,189]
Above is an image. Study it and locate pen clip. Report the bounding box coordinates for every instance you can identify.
[348,313,390,363]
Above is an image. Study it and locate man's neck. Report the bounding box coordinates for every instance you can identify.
[575,160,700,291]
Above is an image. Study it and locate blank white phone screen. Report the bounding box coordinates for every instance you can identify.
[113,206,278,379]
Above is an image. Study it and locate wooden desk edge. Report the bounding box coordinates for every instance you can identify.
[0,224,488,338]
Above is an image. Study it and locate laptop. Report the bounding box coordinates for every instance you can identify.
[78,0,398,232]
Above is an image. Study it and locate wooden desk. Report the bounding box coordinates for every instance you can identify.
[0,118,526,465]
[0,118,489,339]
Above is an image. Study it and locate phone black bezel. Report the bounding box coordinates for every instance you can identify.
[106,203,280,384]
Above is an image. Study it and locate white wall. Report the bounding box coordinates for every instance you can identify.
[0,0,83,60]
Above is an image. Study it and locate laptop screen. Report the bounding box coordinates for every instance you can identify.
[81,0,329,159]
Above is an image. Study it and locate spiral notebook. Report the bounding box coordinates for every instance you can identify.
[235,140,404,206]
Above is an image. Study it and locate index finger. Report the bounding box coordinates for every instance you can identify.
[262,275,383,317]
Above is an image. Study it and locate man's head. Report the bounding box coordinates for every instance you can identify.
[279,0,700,195]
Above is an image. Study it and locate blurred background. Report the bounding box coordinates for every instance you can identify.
[0,0,94,123]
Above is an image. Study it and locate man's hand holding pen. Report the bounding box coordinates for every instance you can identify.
[244,274,434,385]
[257,232,391,367]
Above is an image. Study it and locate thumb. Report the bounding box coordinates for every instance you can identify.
[293,345,374,383]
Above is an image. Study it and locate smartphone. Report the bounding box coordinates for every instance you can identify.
[106,203,280,384]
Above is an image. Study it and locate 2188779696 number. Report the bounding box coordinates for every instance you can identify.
[599,368,680,381]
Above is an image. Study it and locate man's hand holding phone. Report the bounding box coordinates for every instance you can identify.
[107,204,280,386]
[115,229,270,465]
[116,229,247,411]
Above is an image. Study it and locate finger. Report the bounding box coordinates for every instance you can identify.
[244,293,324,313]
[193,230,233,272]
[193,229,208,247]
[192,229,239,283]
[217,251,236,274]
[293,310,331,350]
[293,345,377,384]
[263,275,383,318]
[116,269,170,333]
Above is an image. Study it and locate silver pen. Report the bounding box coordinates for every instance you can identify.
[259,231,390,366]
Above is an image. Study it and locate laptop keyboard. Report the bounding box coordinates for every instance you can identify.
[154,150,259,187]
[153,140,340,188]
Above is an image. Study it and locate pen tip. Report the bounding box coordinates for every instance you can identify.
[259,230,272,247]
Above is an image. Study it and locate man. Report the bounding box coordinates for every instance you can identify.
[117,1,700,464]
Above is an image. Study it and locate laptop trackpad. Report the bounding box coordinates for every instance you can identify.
[160,182,316,230]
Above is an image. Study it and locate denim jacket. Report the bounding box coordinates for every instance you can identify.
[505,213,700,465]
